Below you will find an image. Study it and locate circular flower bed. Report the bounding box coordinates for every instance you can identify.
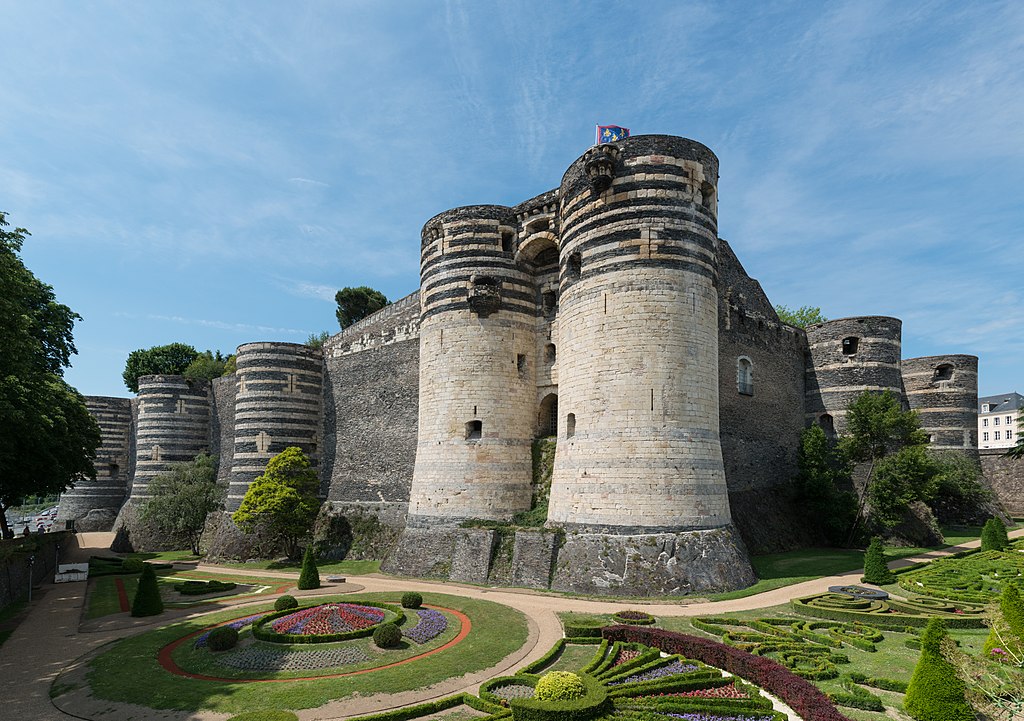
[827,585,888,600]
[221,646,369,671]
[252,602,402,644]
[613,610,656,625]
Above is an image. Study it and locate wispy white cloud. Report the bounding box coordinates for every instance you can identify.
[289,177,329,187]
[115,312,310,337]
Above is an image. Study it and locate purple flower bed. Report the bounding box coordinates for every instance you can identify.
[403,608,449,644]
[668,715,776,721]
[194,613,265,648]
[609,659,699,685]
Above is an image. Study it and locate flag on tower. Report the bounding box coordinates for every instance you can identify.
[596,125,630,144]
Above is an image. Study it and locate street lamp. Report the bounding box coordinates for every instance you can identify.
[27,554,35,603]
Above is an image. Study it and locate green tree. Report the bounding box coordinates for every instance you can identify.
[0,212,100,539]
[905,618,976,721]
[131,563,164,617]
[334,286,389,329]
[929,451,990,524]
[792,425,857,545]
[139,453,223,555]
[297,545,320,590]
[861,536,896,585]
[305,331,331,349]
[183,350,235,382]
[840,390,929,541]
[232,447,320,559]
[867,445,938,530]
[122,342,199,393]
[774,304,827,328]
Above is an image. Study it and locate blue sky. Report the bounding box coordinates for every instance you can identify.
[3,1,1021,398]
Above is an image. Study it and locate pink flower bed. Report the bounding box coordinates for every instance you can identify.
[270,603,386,636]
[648,684,749,699]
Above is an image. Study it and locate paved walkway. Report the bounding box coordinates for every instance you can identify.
[3,529,1019,721]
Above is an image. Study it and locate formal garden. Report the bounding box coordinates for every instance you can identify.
[40,531,1022,721]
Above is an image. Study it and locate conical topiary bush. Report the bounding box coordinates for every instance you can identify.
[993,516,1010,550]
[131,563,164,617]
[861,537,896,585]
[297,545,320,590]
[904,618,975,721]
[981,517,1008,551]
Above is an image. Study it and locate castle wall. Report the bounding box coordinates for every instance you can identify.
[57,396,132,531]
[805,316,904,434]
[225,342,323,511]
[980,449,1024,517]
[211,375,237,487]
[322,292,420,509]
[404,205,536,525]
[547,135,732,533]
[902,355,979,453]
[716,295,812,552]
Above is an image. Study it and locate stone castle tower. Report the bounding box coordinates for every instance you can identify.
[61,133,1010,597]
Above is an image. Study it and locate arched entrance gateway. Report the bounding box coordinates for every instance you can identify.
[538,393,558,438]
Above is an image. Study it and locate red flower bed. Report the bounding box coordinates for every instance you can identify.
[270,603,386,636]
[602,625,853,721]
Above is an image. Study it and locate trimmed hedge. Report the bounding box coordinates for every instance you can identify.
[579,639,609,674]
[602,625,853,721]
[401,591,423,609]
[274,594,298,611]
[905,618,975,721]
[611,610,655,626]
[297,546,320,590]
[847,671,908,693]
[207,626,239,651]
[373,622,402,648]
[174,579,237,596]
[343,693,467,721]
[509,672,609,721]
[791,593,986,629]
[563,620,604,639]
[252,601,404,644]
[519,638,566,675]
[480,675,538,705]
[131,564,164,617]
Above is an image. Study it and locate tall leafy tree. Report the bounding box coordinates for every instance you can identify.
[183,350,234,382]
[122,342,199,393]
[774,304,827,328]
[334,286,389,329]
[0,212,100,538]
[792,424,857,545]
[139,453,223,555]
[232,447,320,559]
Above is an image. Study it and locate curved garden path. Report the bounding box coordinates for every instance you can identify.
[2,528,1020,721]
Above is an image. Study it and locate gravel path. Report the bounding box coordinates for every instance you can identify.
[2,529,1018,721]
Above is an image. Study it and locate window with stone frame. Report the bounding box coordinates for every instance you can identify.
[736,357,753,395]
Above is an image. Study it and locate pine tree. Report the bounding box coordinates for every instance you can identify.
[861,537,896,585]
[905,618,975,721]
[297,545,320,590]
[131,563,164,617]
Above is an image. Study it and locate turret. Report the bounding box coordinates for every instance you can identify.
[902,354,979,453]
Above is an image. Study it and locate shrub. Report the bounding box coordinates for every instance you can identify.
[122,557,145,573]
[904,618,974,721]
[860,537,896,585]
[274,594,298,611]
[297,546,320,590]
[994,516,1010,549]
[401,591,423,609]
[174,579,236,595]
[373,622,402,648]
[984,581,1024,659]
[207,626,239,651]
[534,671,587,701]
[612,610,655,625]
[130,564,164,617]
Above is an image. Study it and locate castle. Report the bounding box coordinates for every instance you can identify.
[59,135,997,596]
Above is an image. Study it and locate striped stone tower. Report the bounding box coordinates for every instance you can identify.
[56,396,131,531]
[404,205,537,525]
[548,136,732,533]
[225,342,323,511]
[804,316,904,435]
[129,375,211,502]
[902,354,979,453]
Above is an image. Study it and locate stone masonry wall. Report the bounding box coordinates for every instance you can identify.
[902,355,979,453]
[981,449,1024,516]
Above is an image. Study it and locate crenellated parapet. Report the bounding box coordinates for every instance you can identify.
[902,354,979,453]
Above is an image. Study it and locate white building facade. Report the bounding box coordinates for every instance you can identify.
[979,392,1023,450]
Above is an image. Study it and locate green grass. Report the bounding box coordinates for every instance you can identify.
[82,591,529,714]
[86,575,138,619]
[542,643,603,674]
[127,549,205,563]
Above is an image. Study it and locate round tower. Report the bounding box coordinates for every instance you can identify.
[546,135,732,533]
[129,375,211,501]
[225,342,323,511]
[405,205,537,524]
[56,396,132,531]
[804,316,903,435]
[902,354,979,453]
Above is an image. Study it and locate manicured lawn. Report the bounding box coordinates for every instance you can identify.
[86,575,137,619]
[541,642,601,673]
[80,591,529,714]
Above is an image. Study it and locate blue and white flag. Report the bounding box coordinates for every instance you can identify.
[596,125,630,144]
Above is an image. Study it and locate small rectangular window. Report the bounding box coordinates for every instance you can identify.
[995,417,1000,426]
[995,431,1001,440]
[1008,429,1014,440]
[983,418,989,427]
[983,432,989,441]
[1007,416,1013,425]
